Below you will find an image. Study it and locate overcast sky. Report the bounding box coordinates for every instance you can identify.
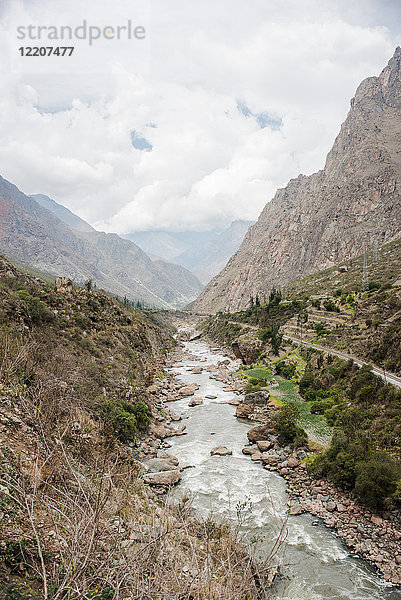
[0,0,400,233]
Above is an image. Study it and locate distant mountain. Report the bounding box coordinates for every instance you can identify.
[124,230,223,265]
[0,177,202,308]
[126,221,253,285]
[190,221,253,284]
[194,48,401,312]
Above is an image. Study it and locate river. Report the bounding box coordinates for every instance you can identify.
[167,339,401,600]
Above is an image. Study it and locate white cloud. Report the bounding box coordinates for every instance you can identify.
[0,0,399,232]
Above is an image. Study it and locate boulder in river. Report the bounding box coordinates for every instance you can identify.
[188,397,204,407]
[247,424,272,442]
[165,424,187,437]
[179,386,197,397]
[205,394,218,399]
[143,470,181,486]
[210,446,233,456]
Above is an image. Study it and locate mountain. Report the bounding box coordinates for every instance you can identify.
[31,193,95,233]
[194,48,401,313]
[190,220,253,284]
[124,230,222,263]
[0,177,202,308]
[127,220,253,284]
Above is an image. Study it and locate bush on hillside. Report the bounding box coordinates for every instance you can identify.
[273,402,308,447]
[95,397,150,443]
[323,300,340,313]
[354,454,401,509]
[275,361,296,379]
[16,289,55,325]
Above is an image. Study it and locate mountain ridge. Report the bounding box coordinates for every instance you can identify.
[31,193,96,233]
[0,176,202,308]
[194,48,401,313]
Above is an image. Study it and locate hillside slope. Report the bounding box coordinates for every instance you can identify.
[0,177,202,308]
[0,256,261,598]
[195,48,401,313]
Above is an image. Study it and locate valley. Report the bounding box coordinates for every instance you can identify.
[1,41,401,600]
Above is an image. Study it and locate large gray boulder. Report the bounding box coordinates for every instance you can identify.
[143,470,181,486]
[244,390,271,405]
[144,458,178,473]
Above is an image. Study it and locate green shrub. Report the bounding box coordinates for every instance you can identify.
[310,398,335,414]
[275,361,296,379]
[1,584,37,600]
[323,300,340,313]
[354,454,401,508]
[245,377,267,393]
[16,290,54,325]
[0,539,30,573]
[313,322,331,337]
[259,322,282,355]
[95,397,150,443]
[273,402,307,447]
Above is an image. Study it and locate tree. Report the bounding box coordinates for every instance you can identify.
[355,454,400,508]
[270,322,283,355]
[274,402,307,446]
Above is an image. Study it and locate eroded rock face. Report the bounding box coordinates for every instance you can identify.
[232,337,263,364]
[194,48,401,313]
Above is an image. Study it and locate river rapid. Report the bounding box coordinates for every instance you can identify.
[167,339,401,600]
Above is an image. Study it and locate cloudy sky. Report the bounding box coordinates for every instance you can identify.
[0,0,400,233]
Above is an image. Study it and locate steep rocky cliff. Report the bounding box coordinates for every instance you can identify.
[194,48,401,313]
[0,177,203,308]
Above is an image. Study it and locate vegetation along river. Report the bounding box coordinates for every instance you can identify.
[167,339,401,600]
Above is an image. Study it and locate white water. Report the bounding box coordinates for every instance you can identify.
[167,340,401,600]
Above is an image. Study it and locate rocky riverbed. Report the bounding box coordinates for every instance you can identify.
[241,432,401,585]
[137,335,401,592]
